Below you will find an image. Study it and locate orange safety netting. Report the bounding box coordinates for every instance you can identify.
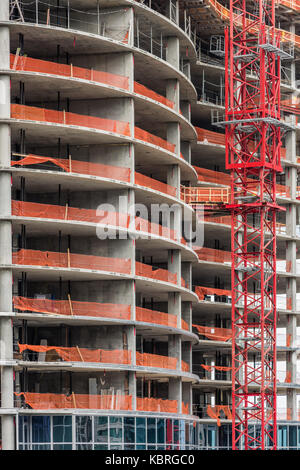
[135,217,178,242]
[18,343,131,364]
[10,54,129,90]
[11,104,131,137]
[13,249,131,274]
[285,371,292,383]
[11,153,131,182]
[134,82,175,109]
[15,392,132,410]
[135,172,176,197]
[13,296,131,320]
[286,334,292,347]
[193,324,232,342]
[204,214,231,226]
[136,262,177,285]
[195,127,225,146]
[181,360,190,372]
[182,402,190,415]
[13,154,130,181]
[201,364,232,372]
[135,126,175,153]
[206,405,232,427]
[12,200,130,228]
[195,286,231,301]
[194,166,231,186]
[136,352,177,370]
[136,307,177,328]
[137,397,178,414]
[181,319,189,331]
[194,247,231,264]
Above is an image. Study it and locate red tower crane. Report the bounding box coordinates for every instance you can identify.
[224,0,285,450]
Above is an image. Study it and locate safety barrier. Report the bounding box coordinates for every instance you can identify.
[182,402,190,415]
[11,104,131,137]
[13,249,132,274]
[206,405,232,426]
[136,352,177,370]
[194,247,231,264]
[276,0,300,11]
[181,319,189,331]
[13,296,131,320]
[181,186,230,204]
[18,344,131,364]
[136,262,177,285]
[15,392,132,410]
[193,324,232,342]
[196,127,225,146]
[135,172,176,197]
[135,217,178,242]
[181,360,190,372]
[134,127,175,153]
[134,82,175,109]
[12,200,130,228]
[204,214,231,226]
[200,364,231,372]
[10,54,129,90]
[136,398,178,414]
[195,286,231,301]
[136,307,177,328]
[11,153,131,183]
[194,166,231,186]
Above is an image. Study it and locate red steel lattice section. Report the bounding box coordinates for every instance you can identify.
[225,0,282,450]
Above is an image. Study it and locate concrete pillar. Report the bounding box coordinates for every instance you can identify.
[167,164,181,200]
[182,301,192,331]
[168,334,181,370]
[180,101,191,122]
[168,249,181,287]
[168,292,181,329]
[167,122,180,158]
[182,382,192,415]
[166,79,180,113]
[166,37,180,70]
[169,378,182,413]
[0,1,14,450]
[180,141,191,164]
[181,262,192,290]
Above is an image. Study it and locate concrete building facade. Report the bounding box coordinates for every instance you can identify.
[0,0,299,450]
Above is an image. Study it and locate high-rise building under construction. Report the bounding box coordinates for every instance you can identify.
[0,0,299,450]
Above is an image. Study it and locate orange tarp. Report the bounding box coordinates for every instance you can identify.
[135,127,175,153]
[181,319,189,331]
[181,186,230,204]
[134,82,174,109]
[12,200,130,228]
[15,392,132,410]
[136,307,177,328]
[194,166,231,186]
[10,54,129,90]
[13,249,131,274]
[196,127,225,146]
[182,402,190,415]
[11,104,131,137]
[201,364,231,372]
[136,262,177,285]
[193,324,232,342]
[13,296,131,320]
[195,285,231,301]
[136,352,177,370]
[137,397,178,414]
[18,343,131,364]
[207,405,232,426]
[11,153,131,182]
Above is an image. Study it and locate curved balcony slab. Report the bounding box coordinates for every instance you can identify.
[4,21,196,101]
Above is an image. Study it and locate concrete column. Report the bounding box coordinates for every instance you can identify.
[181,262,192,290]
[182,301,192,331]
[168,292,181,329]
[180,101,191,122]
[286,316,297,420]
[168,249,181,287]
[166,37,180,70]
[180,141,191,164]
[169,378,182,413]
[182,382,192,415]
[166,79,180,113]
[168,334,181,370]
[167,164,181,200]
[0,1,14,450]
[167,122,180,159]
